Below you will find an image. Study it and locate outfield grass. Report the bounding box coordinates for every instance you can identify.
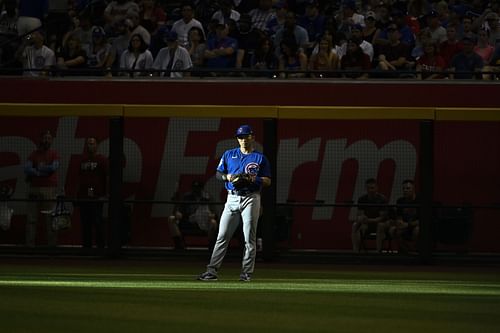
[0,259,499,333]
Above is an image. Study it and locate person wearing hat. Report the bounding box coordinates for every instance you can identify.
[87,26,116,75]
[167,180,218,251]
[152,29,193,78]
[16,29,56,76]
[198,124,271,282]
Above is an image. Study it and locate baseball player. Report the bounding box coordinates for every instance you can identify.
[198,124,271,282]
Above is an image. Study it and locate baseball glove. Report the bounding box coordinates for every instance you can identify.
[231,173,252,189]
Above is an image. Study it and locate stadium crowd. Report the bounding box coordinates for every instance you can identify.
[1,0,500,79]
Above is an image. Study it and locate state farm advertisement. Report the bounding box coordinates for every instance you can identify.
[1,117,499,252]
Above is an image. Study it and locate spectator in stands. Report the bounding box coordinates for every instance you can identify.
[274,11,309,58]
[16,0,47,37]
[126,10,150,46]
[0,0,18,35]
[103,0,139,32]
[449,37,484,79]
[394,179,420,254]
[87,26,116,76]
[153,29,192,78]
[373,23,412,77]
[266,0,287,37]
[351,178,389,253]
[167,180,218,251]
[211,0,240,25]
[171,1,205,48]
[337,0,365,36]
[119,33,153,76]
[474,28,494,64]
[362,11,378,45]
[351,24,373,62]
[308,35,338,77]
[250,36,278,76]
[297,0,326,45]
[278,37,308,78]
[187,26,207,70]
[139,0,166,34]
[340,38,371,79]
[16,29,56,76]
[484,43,500,80]
[480,11,500,48]
[24,130,60,247]
[416,41,446,79]
[456,15,476,42]
[426,11,447,44]
[411,28,433,59]
[249,0,275,33]
[439,24,464,68]
[76,137,108,250]
[108,18,130,63]
[234,13,263,74]
[204,23,238,76]
[56,33,88,75]
[68,11,93,56]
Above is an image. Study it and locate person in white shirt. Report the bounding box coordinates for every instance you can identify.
[153,30,192,78]
[171,2,205,48]
[18,29,55,76]
[211,0,240,25]
[120,33,154,76]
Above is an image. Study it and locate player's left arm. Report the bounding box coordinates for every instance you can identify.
[255,155,271,187]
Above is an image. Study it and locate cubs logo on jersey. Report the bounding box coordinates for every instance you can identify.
[245,162,259,175]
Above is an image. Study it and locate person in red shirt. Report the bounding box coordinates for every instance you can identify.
[24,130,60,247]
[76,137,109,249]
[416,41,446,79]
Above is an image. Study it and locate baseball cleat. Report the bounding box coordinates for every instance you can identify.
[197,272,218,281]
[239,273,252,282]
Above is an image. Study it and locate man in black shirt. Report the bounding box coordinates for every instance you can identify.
[352,178,389,252]
[395,179,420,253]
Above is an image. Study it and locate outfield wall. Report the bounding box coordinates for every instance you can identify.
[0,79,499,252]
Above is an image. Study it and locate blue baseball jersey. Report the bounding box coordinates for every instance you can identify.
[217,148,271,192]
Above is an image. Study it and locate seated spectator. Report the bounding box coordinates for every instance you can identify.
[362,11,378,45]
[16,29,56,76]
[456,15,476,42]
[211,0,240,25]
[171,1,206,49]
[474,29,494,64]
[0,0,18,36]
[119,33,153,77]
[394,179,420,253]
[416,41,446,79]
[340,39,371,79]
[250,36,278,76]
[373,23,412,78]
[449,37,484,79]
[308,35,338,77]
[274,11,309,58]
[167,180,218,250]
[265,0,286,37]
[249,0,275,33]
[336,0,365,36]
[56,34,88,75]
[278,37,308,78]
[187,26,207,70]
[126,11,151,47]
[297,0,326,45]
[139,0,166,34]
[204,23,238,76]
[153,30,192,78]
[103,0,140,31]
[351,24,374,62]
[234,14,263,74]
[87,26,116,75]
[351,178,390,253]
[439,24,464,68]
[427,11,447,44]
[411,29,433,59]
[108,18,130,63]
[483,43,500,80]
[68,12,94,56]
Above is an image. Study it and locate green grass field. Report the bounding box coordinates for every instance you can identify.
[1,258,499,333]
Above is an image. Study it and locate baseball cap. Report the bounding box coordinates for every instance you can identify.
[365,11,376,20]
[164,30,178,42]
[235,125,253,137]
[92,26,106,37]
